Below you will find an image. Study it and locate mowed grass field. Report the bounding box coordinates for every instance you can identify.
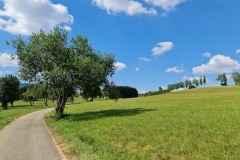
[0,100,52,131]
[45,86,240,160]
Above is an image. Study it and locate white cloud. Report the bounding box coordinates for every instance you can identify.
[182,76,197,81]
[202,52,211,58]
[165,66,183,73]
[151,41,173,56]
[139,57,151,62]
[0,70,3,75]
[63,25,72,32]
[192,54,240,74]
[0,0,73,35]
[92,0,157,16]
[236,49,240,55]
[114,62,127,70]
[135,67,140,71]
[145,0,185,11]
[0,53,18,67]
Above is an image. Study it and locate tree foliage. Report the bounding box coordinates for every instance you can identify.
[192,79,199,87]
[0,75,20,109]
[232,72,240,85]
[199,77,203,87]
[140,90,170,97]
[109,86,138,99]
[108,85,121,101]
[10,27,115,117]
[22,84,37,106]
[203,76,206,86]
[168,82,184,91]
[185,80,192,89]
[216,73,227,86]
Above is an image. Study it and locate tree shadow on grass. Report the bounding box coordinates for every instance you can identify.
[64,108,157,122]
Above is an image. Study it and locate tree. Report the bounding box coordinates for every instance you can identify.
[185,79,192,89]
[22,84,37,106]
[203,76,206,87]
[108,85,120,101]
[232,72,240,85]
[158,87,163,92]
[10,27,115,118]
[0,75,20,109]
[199,77,203,87]
[36,83,50,106]
[192,79,199,87]
[216,73,227,86]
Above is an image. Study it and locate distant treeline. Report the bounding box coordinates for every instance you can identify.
[168,82,184,91]
[140,89,170,97]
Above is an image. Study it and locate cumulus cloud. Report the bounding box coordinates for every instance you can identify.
[152,41,173,56]
[63,25,72,32]
[135,67,140,71]
[236,49,240,55]
[92,0,186,16]
[114,62,127,70]
[202,52,211,58]
[139,57,151,62]
[0,53,18,67]
[145,0,185,11]
[0,0,73,35]
[92,0,157,16]
[165,66,183,73]
[192,54,240,74]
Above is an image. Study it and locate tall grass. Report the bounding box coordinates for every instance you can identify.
[45,86,240,159]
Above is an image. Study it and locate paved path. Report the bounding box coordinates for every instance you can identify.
[0,108,62,160]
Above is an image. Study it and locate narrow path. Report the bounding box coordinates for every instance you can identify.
[0,108,62,160]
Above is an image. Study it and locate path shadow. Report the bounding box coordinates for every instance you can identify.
[64,108,157,122]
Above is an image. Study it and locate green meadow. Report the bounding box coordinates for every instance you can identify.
[0,101,52,131]
[45,86,240,160]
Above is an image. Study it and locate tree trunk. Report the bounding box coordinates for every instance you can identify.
[44,94,48,106]
[44,98,48,106]
[10,101,14,107]
[2,102,8,110]
[55,96,67,119]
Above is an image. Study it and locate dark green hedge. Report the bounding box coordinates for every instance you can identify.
[114,86,138,98]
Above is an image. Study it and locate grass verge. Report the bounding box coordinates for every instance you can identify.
[0,100,52,131]
[45,86,240,159]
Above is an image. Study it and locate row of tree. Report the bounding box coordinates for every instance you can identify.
[185,76,207,89]
[140,89,170,97]
[0,74,138,110]
[216,72,240,86]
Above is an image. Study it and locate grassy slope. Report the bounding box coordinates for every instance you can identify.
[45,86,240,160]
[0,100,52,131]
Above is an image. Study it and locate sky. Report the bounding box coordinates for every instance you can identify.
[1,0,240,93]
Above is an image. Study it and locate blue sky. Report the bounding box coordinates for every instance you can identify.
[1,0,240,93]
